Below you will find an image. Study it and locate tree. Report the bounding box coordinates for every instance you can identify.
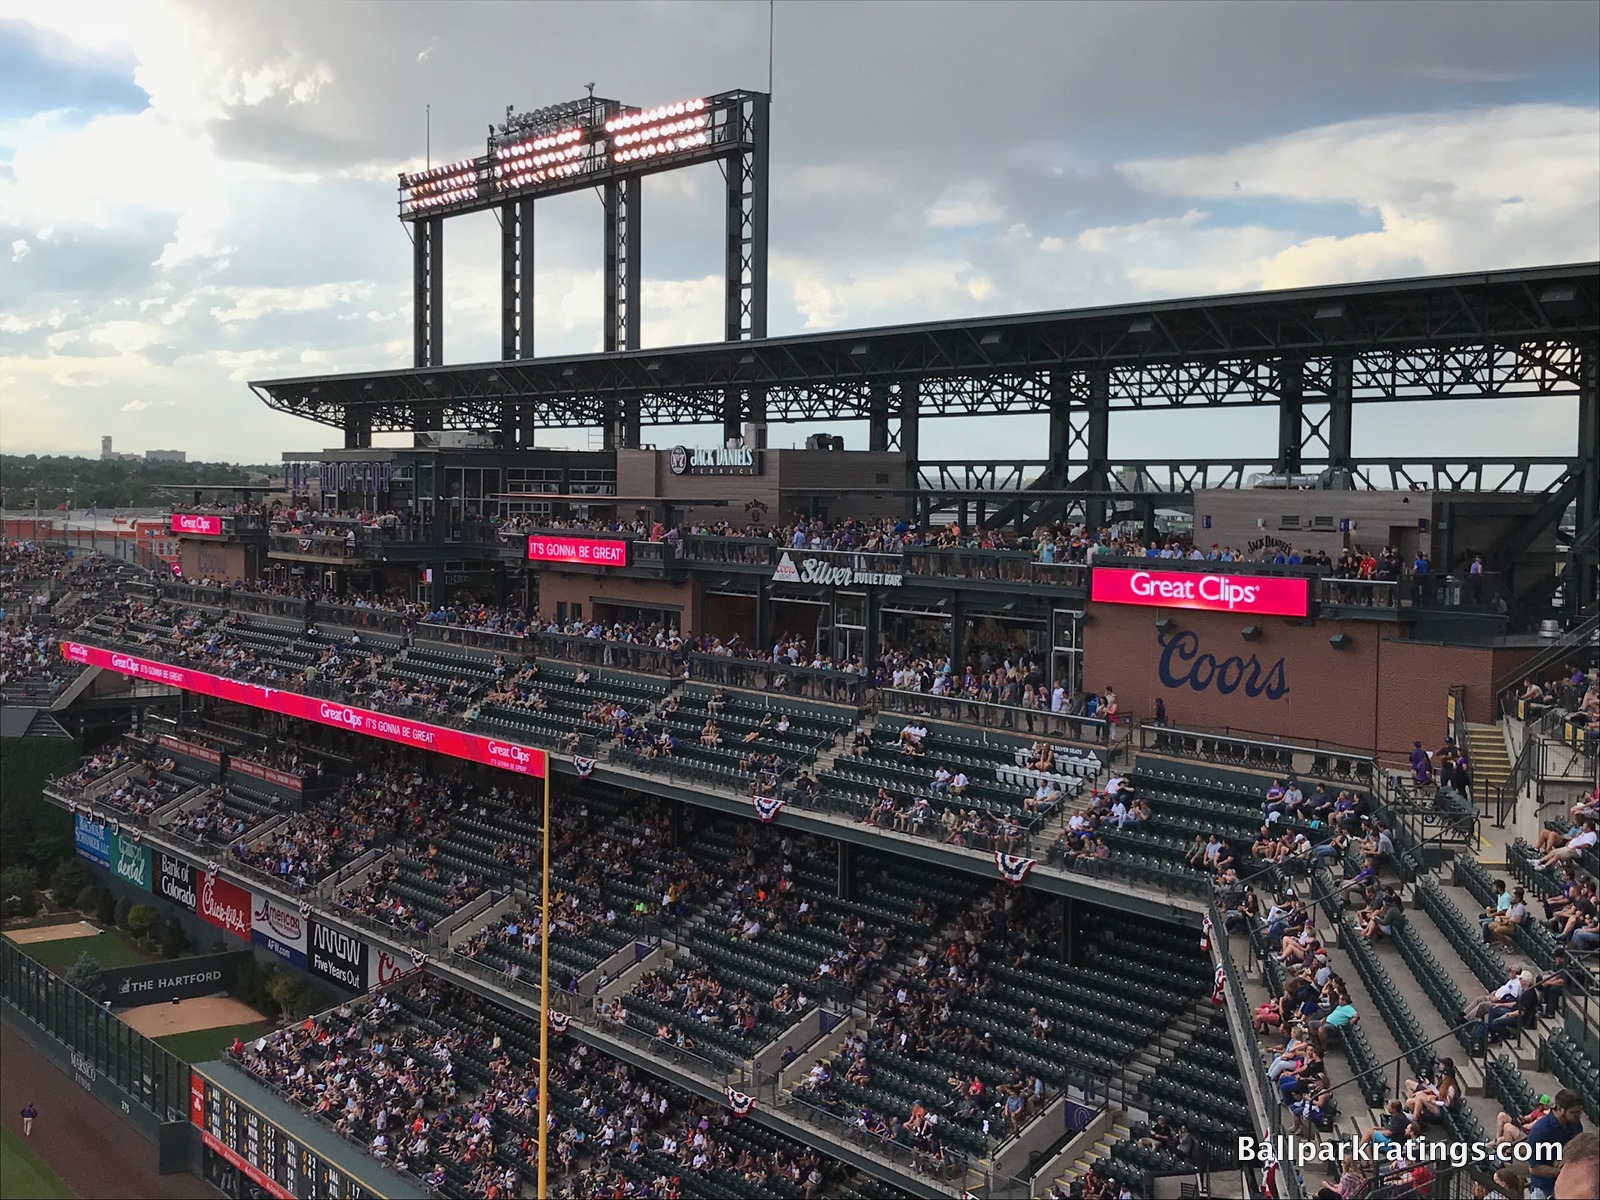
[49,858,91,909]
[63,952,102,992]
[161,918,188,959]
[266,972,309,1019]
[75,884,100,914]
[114,894,132,930]
[96,886,117,928]
[0,865,39,918]
[126,902,156,941]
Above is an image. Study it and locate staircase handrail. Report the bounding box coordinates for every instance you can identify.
[1494,605,1600,701]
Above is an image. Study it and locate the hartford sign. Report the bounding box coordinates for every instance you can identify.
[60,641,547,779]
[1090,566,1311,618]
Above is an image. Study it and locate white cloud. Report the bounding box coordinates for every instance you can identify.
[926,181,1004,229]
[10,239,30,261]
[417,39,437,63]
[51,369,106,388]
[120,398,150,410]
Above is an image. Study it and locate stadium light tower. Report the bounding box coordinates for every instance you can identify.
[397,88,770,450]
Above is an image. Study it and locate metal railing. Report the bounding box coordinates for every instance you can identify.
[878,687,1113,743]
[686,652,866,705]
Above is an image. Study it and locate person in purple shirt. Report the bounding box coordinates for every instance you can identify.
[1409,741,1432,787]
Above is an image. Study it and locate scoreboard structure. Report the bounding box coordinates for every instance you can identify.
[190,1068,407,1200]
[395,88,770,452]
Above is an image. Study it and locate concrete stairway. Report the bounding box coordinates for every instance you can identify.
[1465,721,1513,848]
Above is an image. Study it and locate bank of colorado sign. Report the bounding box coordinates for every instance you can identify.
[60,641,547,780]
[527,534,629,567]
[1090,566,1311,618]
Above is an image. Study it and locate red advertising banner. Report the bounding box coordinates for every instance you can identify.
[61,642,548,779]
[158,734,223,766]
[190,1071,205,1127]
[170,513,224,536]
[197,869,252,939]
[527,533,629,567]
[200,1131,294,1200]
[231,757,304,793]
[1089,566,1311,618]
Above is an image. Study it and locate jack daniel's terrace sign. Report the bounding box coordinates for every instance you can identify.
[772,551,903,588]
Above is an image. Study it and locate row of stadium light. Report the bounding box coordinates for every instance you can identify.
[402,157,477,190]
[494,128,584,159]
[497,161,586,191]
[404,157,482,211]
[493,142,587,176]
[610,114,708,148]
[612,131,712,164]
[603,97,706,134]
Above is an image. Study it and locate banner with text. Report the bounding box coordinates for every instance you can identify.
[307,917,369,993]
[1089,566,1312,618]
[97,951,250,1008]
[74,812,112,868]
[250,891,309,969]
[229,757,303,794]
[196,869,252,941]
[61,642,547,779]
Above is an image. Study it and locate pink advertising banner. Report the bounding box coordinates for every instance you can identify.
[170,513,224,536]
[1089,566,1312,618]
[230,757,304,793]
[60,642,547,779]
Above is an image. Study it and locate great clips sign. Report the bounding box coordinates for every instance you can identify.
[1090,566,1311,618]
[170,513,224,536]
[527,534,629,568]
[59,642,547,780]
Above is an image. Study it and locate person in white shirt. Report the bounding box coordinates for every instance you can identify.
[930,766,952,795]
[1537,819,1597,868]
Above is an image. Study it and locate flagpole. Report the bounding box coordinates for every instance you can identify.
[536,758,551,1200]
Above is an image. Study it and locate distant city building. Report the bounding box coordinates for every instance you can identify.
[101,435,184,462]
[101,435,116,460]
[144,450,187,463]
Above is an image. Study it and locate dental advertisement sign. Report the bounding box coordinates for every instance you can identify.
[1089,566,1311,618]
[59,642,547,780]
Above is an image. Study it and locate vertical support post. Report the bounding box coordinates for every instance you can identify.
[722,388,743,446]
[867,382,890,452]
[898,381,921,518]
[536,764,551,1200]
[837,841,853,901]
[949,594,967,671]
[603,179,641,449]
[343,412,372,450]
[1083,367,1111,530]
[1328,355,1354,476]
[413,216,443,369]
[500,199,536,446]
[725,92,770,343]
[1577,349,1599,612]
[1276,358,1305,474]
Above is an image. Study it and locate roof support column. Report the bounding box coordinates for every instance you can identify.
[1275,358,1305,475]
[867,382,890,452]
[343,411,372,450]
[898,381,921,519]
[1328,354,1354,476]
[724,92,769,344]
[1082,367,1110,531]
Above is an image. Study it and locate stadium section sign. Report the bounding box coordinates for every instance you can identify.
[527,534,630,567]
[1090,566,1311,618]
[60,642,548,780]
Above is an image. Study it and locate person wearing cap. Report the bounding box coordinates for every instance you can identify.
[1464,967,1536,1021]
[1497,1094,1555,1148]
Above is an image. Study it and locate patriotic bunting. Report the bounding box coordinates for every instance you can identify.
[1200,914,1213,954]
[550,1010,571,1036]
[298,901,313,919]
[725,1086,754,1117]
[1211,963,1226,1007]
[752,794,785,823]
[409,947,431,967]
[994,852,1036,885]
[573,755,596,778]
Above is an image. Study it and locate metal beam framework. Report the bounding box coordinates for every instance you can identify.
[411,216,443,370]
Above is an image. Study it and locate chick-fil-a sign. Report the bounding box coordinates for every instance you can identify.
[1090,566,1311,618]
[527,534,629,567]
[169,513,224,536]
[59,642,546,779]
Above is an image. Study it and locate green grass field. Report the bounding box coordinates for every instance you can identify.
[5,929,160,973]
[0,1125,77,1199]
[155,1019,275,1066]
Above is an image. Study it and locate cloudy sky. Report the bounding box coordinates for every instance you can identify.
[1,0,1596,465]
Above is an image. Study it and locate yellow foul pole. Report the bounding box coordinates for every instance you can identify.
[536,760,551,1199]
